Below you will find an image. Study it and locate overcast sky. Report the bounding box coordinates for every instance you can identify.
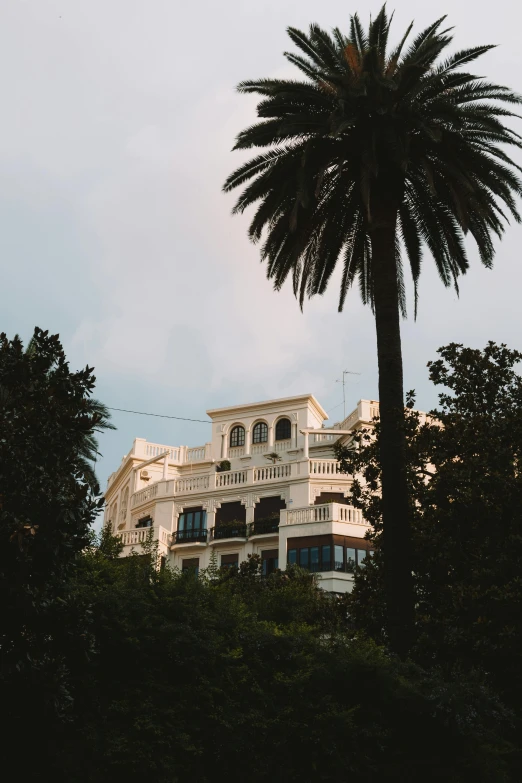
[2,0,522,498]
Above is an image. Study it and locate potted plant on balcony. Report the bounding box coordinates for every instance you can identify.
[265,452,281,464]
[213,518,247,539]
[216,460,231,473]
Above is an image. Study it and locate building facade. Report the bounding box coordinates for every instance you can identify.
[104,395,381,593]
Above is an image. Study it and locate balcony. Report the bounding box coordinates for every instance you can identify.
[173,529,208,544]
[249,517,280,536]
[210,523,248,541]
[284,503,365,526]
[118,525,171,551]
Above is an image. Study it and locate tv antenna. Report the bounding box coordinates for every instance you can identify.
[336,370,361,421]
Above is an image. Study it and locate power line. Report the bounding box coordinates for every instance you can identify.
[107,407,209,424]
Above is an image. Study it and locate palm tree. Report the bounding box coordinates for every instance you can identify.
[223,7,522,655]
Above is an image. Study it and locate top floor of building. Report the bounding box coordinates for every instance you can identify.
[105,395,381,503]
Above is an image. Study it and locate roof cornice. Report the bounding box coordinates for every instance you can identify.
[206,393,328,422]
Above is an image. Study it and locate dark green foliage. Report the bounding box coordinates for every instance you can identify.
[59,542,514,783]
[0,328,111,777]
[336,342,522,716]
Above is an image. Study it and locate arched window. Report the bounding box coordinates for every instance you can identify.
[252,421,268,444]
[275,417,291,441]
[230,425,245,448]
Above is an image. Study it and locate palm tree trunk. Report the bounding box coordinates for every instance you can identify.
[370,199,414,658]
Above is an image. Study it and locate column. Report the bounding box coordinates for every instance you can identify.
[268,424,274,449]
[162,454,169,480]
[245,428,251,455]
[222,434,228,459]
[302,431,309,459]
[206,509,216,535]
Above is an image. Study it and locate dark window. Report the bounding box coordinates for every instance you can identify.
[275,417,291,441]
[310,546,320,572]
[178,508,206,531]
[322,545,331,571]
[215,501,246,526]
[357,549,372,567]
[136,516,152,529]
[346,548,356,572]
[230,426,245,447]
[288,549,297,566]
[252,422,268,444]
[334,544,344,572]
[221,553,239,570]
[262,549,279,576]
[182,558,199,574]
[299,548,309,568]
[254,495,286,520]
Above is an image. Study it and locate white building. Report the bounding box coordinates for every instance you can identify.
[104,395,380,593]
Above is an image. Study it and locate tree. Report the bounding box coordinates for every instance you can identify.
[59,531,515,783]
[223,7,522,655]
[0,328,112,777]
[336,342,522,718]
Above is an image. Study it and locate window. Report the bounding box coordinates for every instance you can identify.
[288,549,297,566]
[230,425,245,447]
[262,549,279,576]
[275,417,291,441]
[358,549,373,568]
[182,558,199,575]
[221,553,239,570]
[178,509,206,532]
[346,547,357,572]
[334,545,344,572]
[136,515,152,529]
[252,422,268,444]
[310,546,320,572]
[322,545,331,571]
[299,548,309,568]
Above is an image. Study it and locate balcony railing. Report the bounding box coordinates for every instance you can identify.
[285,503,365,526]
[131,484,158,507]
[210,524,248,541]
[249,518,280,536]
[309,459,342,476]
[174,529,207,544]
[215,469,248,488]
[253,464,292,482]
[175,475,210,493]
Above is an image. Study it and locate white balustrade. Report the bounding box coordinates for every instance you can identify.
[311,433,335,443]
[286,504,332,525]
[309,459,342,476]
[186,445,207,462]
[145,443,181,460]
[285,502,365,526]
[119,525,172,549]
[274,440,292,452]
[119,528,150,546]
[175,475,210,493]
[254,464,292,482]
[251,442,269,455]
[131,484,158,507]
[228,446,245,458]
[160,527,171,546]
[339,409,359,429]
[215,470,247,487]
[337,505,364,524]
[369,405,379,419]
